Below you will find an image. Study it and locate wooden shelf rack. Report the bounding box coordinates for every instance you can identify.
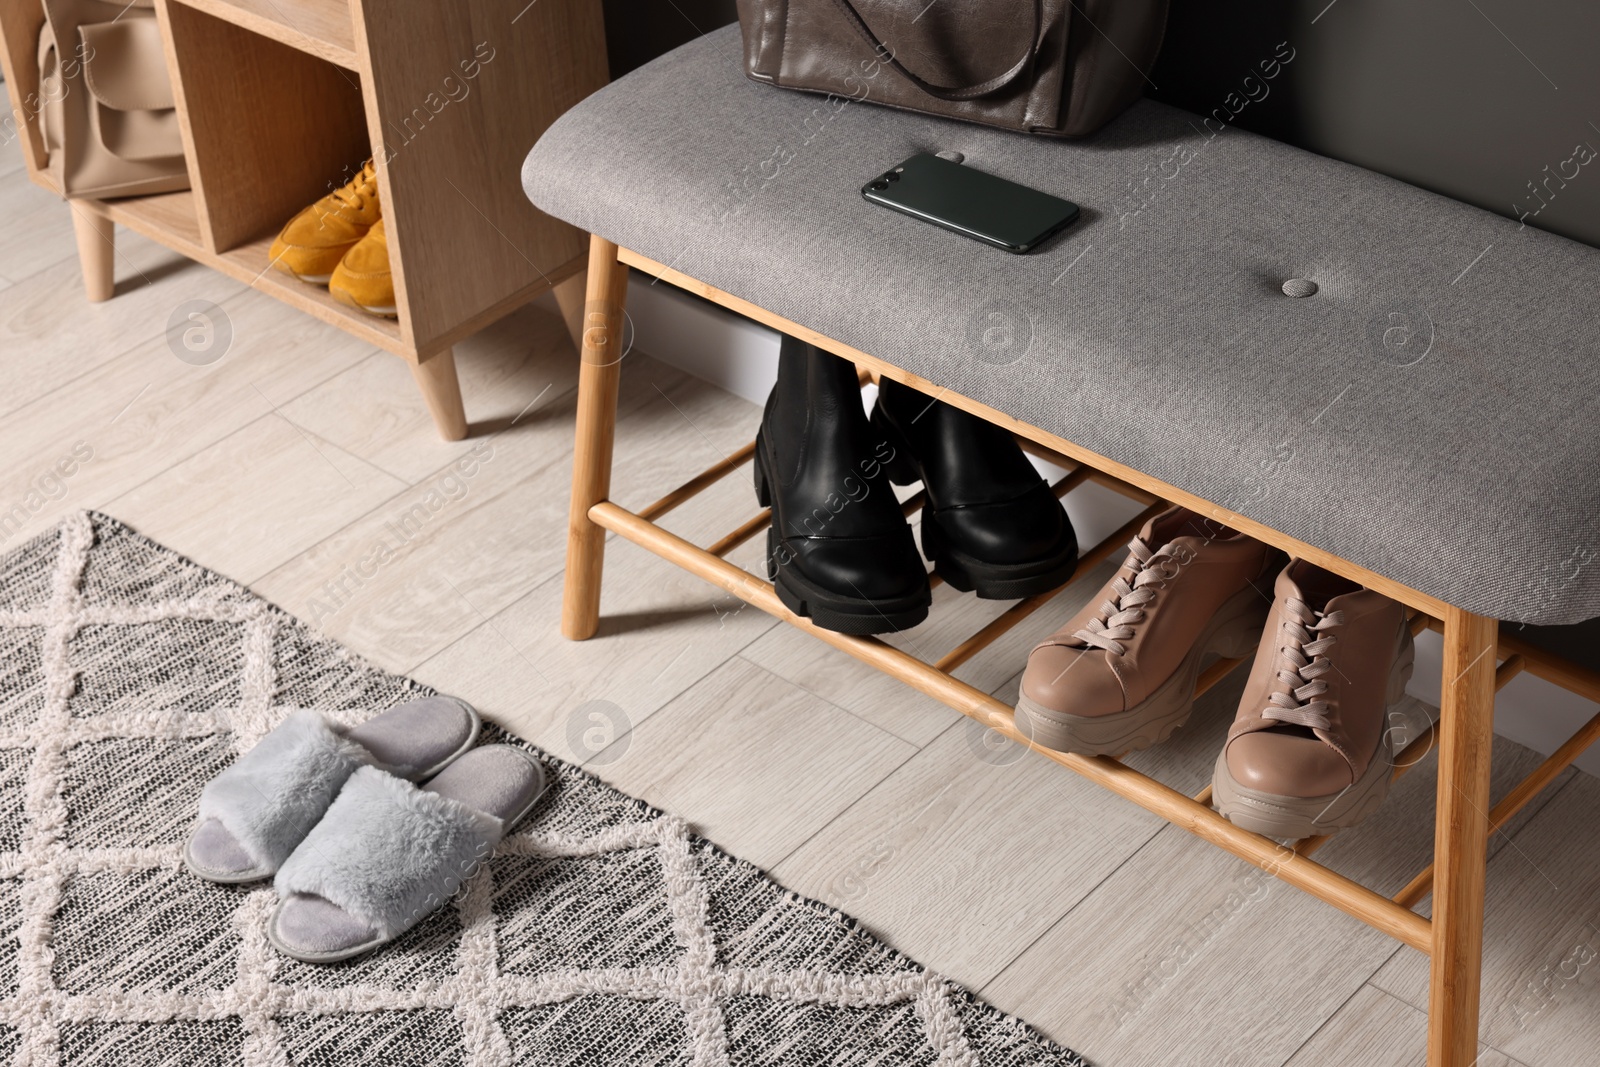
[0,0,606,438]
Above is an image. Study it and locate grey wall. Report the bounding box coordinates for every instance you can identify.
[1147,0,1600,249]
[602,0,739,77]
[604,0,1600,248]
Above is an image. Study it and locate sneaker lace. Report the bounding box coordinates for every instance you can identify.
[1071,537,1180,656]
[1261,598,1345,732]
[330,160,378,212]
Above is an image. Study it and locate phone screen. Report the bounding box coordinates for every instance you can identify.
[862,153,1080,254]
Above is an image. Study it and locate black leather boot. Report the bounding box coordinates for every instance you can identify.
[754,337,930,634]
[872,377,1078,599]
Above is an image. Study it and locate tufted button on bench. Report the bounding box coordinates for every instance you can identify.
[522,25,1600,1066]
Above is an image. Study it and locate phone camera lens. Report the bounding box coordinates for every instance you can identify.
[883,172,899,182]
[869,180,890,191]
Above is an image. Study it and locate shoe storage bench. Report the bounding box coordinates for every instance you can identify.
[524,29,1600,1065]
[0,0,606,439]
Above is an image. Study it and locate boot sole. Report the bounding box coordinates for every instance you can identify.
[1212,631,1416,838]
[754,434,930,636]
[873,406,1078,600]
[1014,582,1271,756]
[920,520,1078,600]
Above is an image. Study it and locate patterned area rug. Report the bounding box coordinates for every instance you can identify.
[0,512,1088,1066]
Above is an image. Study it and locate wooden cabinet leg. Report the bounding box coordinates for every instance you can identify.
[561,236,628,641]
[410,348,469,442]
[551,267,588,355]
[1428,607,1498,1066]
[70,206,116,302]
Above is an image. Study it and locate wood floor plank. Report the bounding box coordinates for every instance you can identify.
[588,655,917,870]
[980,819,1402,1067]
[737,578,968,748]
[0,229,241,419]
[975,720,1561,1067]
[279,303,583,484]
[1285,985,1516,1067]
[409,498,779,759]
[1310,709,1570,905]
[105,413,408,583]
[1371,772,1600,1066]
[0,170,75,281]
[251,355,761,673]
[0,285,379,553]
[770,714,1165,987]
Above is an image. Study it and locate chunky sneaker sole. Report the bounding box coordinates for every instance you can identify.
[266,256,334,285]
[1213,631,1416,838]
[329,286,398,317]
[1016,582,1270,755]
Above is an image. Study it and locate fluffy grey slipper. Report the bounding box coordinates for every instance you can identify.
[185,696,481,884]
[268,745,546,963]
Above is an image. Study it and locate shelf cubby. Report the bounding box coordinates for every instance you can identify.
[0,0,608,439]
[173,0,358,68]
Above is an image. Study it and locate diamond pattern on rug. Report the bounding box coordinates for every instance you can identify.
[0,628,45,733]
[0,750,27,853]
[0,879,20,997]
[724,995,938,1066]
[0,513,1089,1067]
[64,735,235,848]
[278,901,463,994]
[270,623,420,716]
[502,997,693,1066]
[54,869,241,995]
[0,528,58,612]
[70,619,246,719]
[702,843,906,976]
[279,1009,467,1067]
[495,849,683,974]
[57,1019,247,1065]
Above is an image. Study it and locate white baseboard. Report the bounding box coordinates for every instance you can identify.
[622,274,781,406]
[600,275,1597,777]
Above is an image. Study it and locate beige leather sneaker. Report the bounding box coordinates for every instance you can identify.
[1213,560,1415,838]
[1016,506,1281,755]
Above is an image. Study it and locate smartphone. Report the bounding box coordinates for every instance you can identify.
[861,153,1080,254]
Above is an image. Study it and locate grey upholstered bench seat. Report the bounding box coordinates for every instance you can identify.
[523,25,1600,626]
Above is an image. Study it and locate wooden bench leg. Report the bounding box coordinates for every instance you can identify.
[70,206,116,302]
[1428,607,1498,1066]
[410,348,469,442]
[561,235,628,640]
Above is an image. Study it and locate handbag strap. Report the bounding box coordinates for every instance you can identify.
[825,0,1045,101]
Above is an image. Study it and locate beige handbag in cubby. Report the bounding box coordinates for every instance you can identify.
[36,0,190,199]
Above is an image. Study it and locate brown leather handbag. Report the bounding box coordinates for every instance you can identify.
[736,0,1168,138]
[37,0,190,199]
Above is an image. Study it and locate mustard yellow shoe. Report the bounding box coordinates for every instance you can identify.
[268,160,381,284]
[329,218,396,317]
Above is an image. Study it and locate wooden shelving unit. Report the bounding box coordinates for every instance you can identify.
[0,0,606,439]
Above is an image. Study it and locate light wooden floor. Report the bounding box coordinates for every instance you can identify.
[5,164,1599,1067]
